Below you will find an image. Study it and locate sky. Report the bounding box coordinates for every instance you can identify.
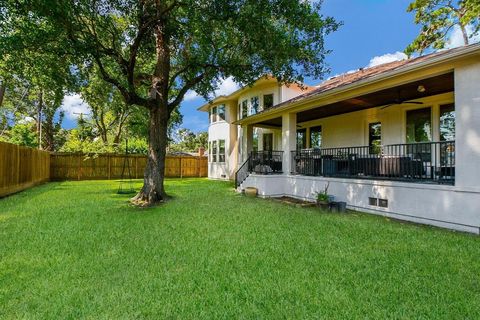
[60,0,475,132]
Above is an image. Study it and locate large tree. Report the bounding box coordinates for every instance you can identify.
[406,0,480,55]
[1,0,338,205]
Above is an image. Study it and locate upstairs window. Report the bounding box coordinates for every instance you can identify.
[210,104,226,123]
[263,94,274,109]
[210,106,217,123]
[218,104,226,121]
[250,96,259,115]
[241,100,248,119]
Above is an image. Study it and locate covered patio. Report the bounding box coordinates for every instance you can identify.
[236,72,456,187]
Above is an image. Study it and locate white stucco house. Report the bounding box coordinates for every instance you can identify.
[198,43,480,234]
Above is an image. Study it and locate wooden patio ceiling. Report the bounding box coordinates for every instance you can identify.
[256,72,454,128]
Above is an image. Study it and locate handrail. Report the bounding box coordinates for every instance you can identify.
[234,155,252,188]
[291,141,455,185]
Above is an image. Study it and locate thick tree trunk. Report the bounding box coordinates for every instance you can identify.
[460,24,469,45]
[131,106,169,205]
[0,83,5,107]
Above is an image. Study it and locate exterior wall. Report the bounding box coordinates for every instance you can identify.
[281,84,308,102]
[454,60,480,190]
[241,174,480,234]
[207,101,237,180]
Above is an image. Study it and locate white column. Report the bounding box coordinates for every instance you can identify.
[282,113,297,174]
[454,61,480,189]
[241,124,254,162]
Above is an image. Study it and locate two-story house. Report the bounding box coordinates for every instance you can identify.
[199,44,480,234]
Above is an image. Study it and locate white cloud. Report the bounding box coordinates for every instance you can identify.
[183,76,241,101]
[445,25,480,49]
[214,76,240,96]
[61,94,90,120]
[367,51,408,68]
[18,116,35,124]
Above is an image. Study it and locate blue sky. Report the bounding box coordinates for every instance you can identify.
[61,0,469,132]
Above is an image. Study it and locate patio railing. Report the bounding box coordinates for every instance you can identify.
[290,141,455,185]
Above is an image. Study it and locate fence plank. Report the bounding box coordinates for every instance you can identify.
[50,153,208,180]
[0,141,51,198]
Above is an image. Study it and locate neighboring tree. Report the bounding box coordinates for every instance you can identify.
[406,0,480,55]
[2,0,338,205]
[81,70,133,145]
[6,122,38,148]
[170,129,207,153]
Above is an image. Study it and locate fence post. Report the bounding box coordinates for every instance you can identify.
[108,154,111,180]
[180,157,183,178]
[135,156,138,179]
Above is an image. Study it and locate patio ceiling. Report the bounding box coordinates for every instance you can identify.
[255,72,454,128]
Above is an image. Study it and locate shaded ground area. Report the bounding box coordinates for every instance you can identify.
[0,179,479,318]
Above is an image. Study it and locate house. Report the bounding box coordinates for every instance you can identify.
[198,43,480,234]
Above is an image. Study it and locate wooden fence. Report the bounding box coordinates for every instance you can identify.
[0,141,208,197]
[50,153,208,180]
[0,141,50,197]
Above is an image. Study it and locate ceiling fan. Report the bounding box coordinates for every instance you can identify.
[380,87,425,110]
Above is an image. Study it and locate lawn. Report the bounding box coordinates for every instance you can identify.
[0,179,479,319]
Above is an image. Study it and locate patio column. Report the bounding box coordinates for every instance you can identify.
[455,61,480,189]
[282,112,296,174]
[241,124,254,162]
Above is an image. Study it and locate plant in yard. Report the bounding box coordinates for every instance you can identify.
[316,182,330,209]
[0,0,339,205]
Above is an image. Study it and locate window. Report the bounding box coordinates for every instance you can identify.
[368,122,382,154]
[297,129,306,150]
[241,100,248,119]
[250,96,259,115]
[212,140,217,162]
[218,140,225,162]
[211,106,217,123]
[208,141,212,162]
[440,103,455,141]
[263,133,273,151]
[310,126,322,149]
[253,132,259,152]
[406,107,431,143]
[263,94,274,109]
[217,104,226,121]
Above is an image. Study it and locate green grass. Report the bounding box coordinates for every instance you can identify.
[0,179,479,319]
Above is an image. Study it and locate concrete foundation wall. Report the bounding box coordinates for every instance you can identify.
[241,174,480,234]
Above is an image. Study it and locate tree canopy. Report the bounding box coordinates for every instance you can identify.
[406,0,480,55]
[1,0,339,205]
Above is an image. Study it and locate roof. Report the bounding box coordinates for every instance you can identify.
[266,43,480,112]
[197,76,313,112]
[231,43,480,124]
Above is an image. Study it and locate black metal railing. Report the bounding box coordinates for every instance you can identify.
[235,155,252,188]
[250,150,283,174]
[291,141,455,185]
[234,150,284,187]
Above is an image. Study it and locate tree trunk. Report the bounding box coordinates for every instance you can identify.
[37,90,43,149]
[131,106,169,205]
[0,83,5,108]
[460,24,469,45]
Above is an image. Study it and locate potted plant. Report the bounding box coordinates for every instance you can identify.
[316,182,331,210]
